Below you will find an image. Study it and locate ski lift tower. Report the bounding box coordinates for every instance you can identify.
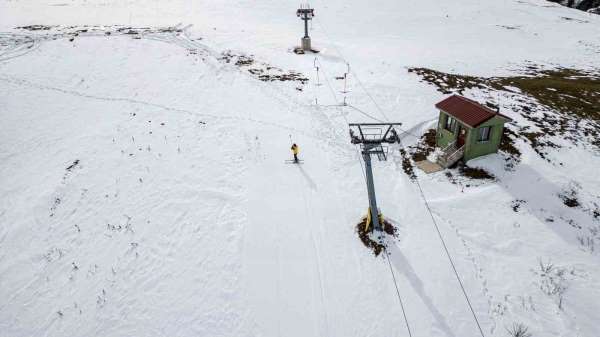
[349,123,402,231]
[296,4,314,51]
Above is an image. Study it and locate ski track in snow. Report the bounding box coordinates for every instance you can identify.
[0,74,347,147]
[1,1,600,336]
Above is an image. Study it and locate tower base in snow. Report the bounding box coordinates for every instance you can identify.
[301,37,311,51]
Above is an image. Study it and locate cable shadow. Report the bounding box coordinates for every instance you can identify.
[297,164,318,191]
[386,242,458,337]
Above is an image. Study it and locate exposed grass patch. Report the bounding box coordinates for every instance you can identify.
[459,164,495,180]
[408,67,486,95]
[220,50,308,84]
[559,190,580,208]
[356,216,398,256]
[399,148,416,181]
[408,66,600,162]
[16,25,54,31]
[499,128,522,170]
[559,182,582,209]
[410,129,437,162]
[445,171,457,184]
[257,72,308,83]
[499,68,599,121]
[512,199,526,212]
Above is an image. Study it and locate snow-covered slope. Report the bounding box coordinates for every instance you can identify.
[1,1,599,337]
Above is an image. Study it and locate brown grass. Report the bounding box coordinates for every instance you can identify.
[411,129,437,162]
[409,66,600,121]
[459,165,495,180]
[408,66,600,162]
[399,149,417,180]
[498,68,600,121]
[356,217,397,256]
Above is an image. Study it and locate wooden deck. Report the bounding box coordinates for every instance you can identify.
[415,160,443,174]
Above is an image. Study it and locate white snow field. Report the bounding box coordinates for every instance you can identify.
[1,0,600,336]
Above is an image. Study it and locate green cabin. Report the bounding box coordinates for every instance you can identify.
[435,95,512,168]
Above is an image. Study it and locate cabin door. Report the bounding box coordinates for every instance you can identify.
[457,125,466,147]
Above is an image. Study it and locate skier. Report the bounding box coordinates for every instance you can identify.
[291,143,299,163]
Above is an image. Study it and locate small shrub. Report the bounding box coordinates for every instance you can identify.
[559,184,581,208]
[506,323,532,337]
[537,258,568,310]
[511,199,526,212]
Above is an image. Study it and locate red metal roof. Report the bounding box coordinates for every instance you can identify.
[435,95,512,128]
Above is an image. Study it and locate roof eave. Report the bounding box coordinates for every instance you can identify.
[496,113,513,122]
[438,108,476,128]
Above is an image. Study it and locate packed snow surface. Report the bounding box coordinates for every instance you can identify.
[1,1,599,336]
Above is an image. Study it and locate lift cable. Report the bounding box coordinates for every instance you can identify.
[313,14,487,337]
[313,56,368,186]
[383,246,413,337]
[345,104,422,139]
[312,38,414,337]
[412,175,487,337]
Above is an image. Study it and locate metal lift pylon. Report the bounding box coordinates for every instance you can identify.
[349,123,402,231]
[296,4,315,51]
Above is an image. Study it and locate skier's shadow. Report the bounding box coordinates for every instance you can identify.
[297,165,317,191]
[386,242,458,337]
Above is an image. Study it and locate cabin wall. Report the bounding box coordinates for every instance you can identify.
[464,117,505,161]
[436,111,457,148]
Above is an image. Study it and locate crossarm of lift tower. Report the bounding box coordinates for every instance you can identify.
[296,7,315,18]
[348,123,403,145]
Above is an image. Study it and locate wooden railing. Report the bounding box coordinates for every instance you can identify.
[446,145,465,165]
[440,140,456,155]
[437,143,465,168]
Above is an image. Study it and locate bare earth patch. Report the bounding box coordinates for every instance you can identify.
[220,50,308,85]
[410,129,437,162]
[459,164,495,180]
[356,217,398,256]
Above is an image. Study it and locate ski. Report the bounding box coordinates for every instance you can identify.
[284,160,304,164]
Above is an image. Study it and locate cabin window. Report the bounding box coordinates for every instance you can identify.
[445,115,456,133]
[478,126,491,142]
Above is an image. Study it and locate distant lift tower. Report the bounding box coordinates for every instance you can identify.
[296,4,315,51]
[349,123,402,231]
